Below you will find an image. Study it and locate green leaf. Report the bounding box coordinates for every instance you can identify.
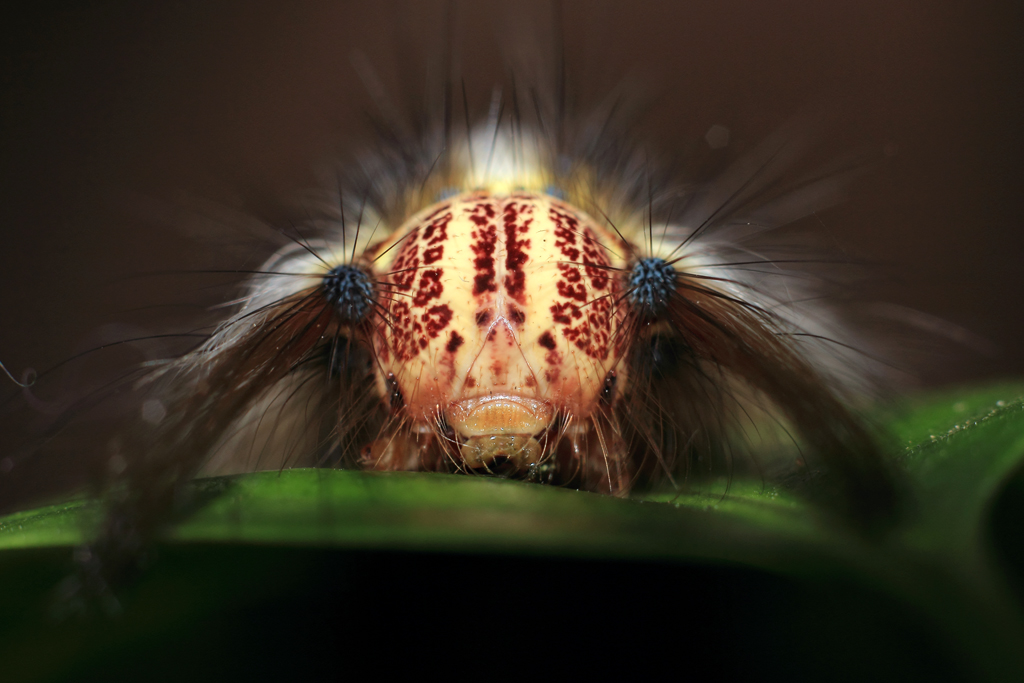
[2,382,1024,680]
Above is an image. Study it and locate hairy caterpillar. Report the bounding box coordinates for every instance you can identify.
[0,2,918,593]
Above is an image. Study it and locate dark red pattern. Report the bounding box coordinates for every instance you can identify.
[412,268,443,306]
[468,201,497,296]
[423,245,444,264]
[388,300,424,361]
[391,241,419,292]
[386,207,452,357]
[548,207,617,360]
[550,301,582,325]
[422,210,452,244]
[502,201,532,303]
[582,228,611,291]
[446,330,464,353]
[423,304,453,338]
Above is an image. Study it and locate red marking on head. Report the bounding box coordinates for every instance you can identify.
[446,330,464,353]
[391,243,419,291]
[502,202,530,303]
[423,304,453,338]
[524,375,537,388]
[412,269,443,306]
[473,265,495,295]
[465,377,477,388]
[422,211,452,244]
[551,207,578,244]
[556,291,614,361]
[388,300,420,361]
[470,204,498,296]
[423,245,444,264]
[582,228,612,291]
[556,280,588,302]
[508,304,525,326]
[550,301,580,324]
[538,331,556,350]
[548,222,620,363]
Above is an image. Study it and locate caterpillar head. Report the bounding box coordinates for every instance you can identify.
[361,190,632,477]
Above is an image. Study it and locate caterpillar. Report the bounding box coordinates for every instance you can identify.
[0,2,905,592]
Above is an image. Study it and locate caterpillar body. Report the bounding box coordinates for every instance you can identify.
[181,126,893,498]
[0,13,903,591]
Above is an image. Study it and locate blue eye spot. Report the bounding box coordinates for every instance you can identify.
[628,257,678,317]
[323,264,374,323]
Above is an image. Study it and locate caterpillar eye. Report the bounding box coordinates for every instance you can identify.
[645,334,693,377]
[628,257,679,318]
[326,336,374,381]
[600,372,617,404]
[322,264,375,324]
[385,373,404,411]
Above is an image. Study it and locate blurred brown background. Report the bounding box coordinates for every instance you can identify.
[0,0,1021,388]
